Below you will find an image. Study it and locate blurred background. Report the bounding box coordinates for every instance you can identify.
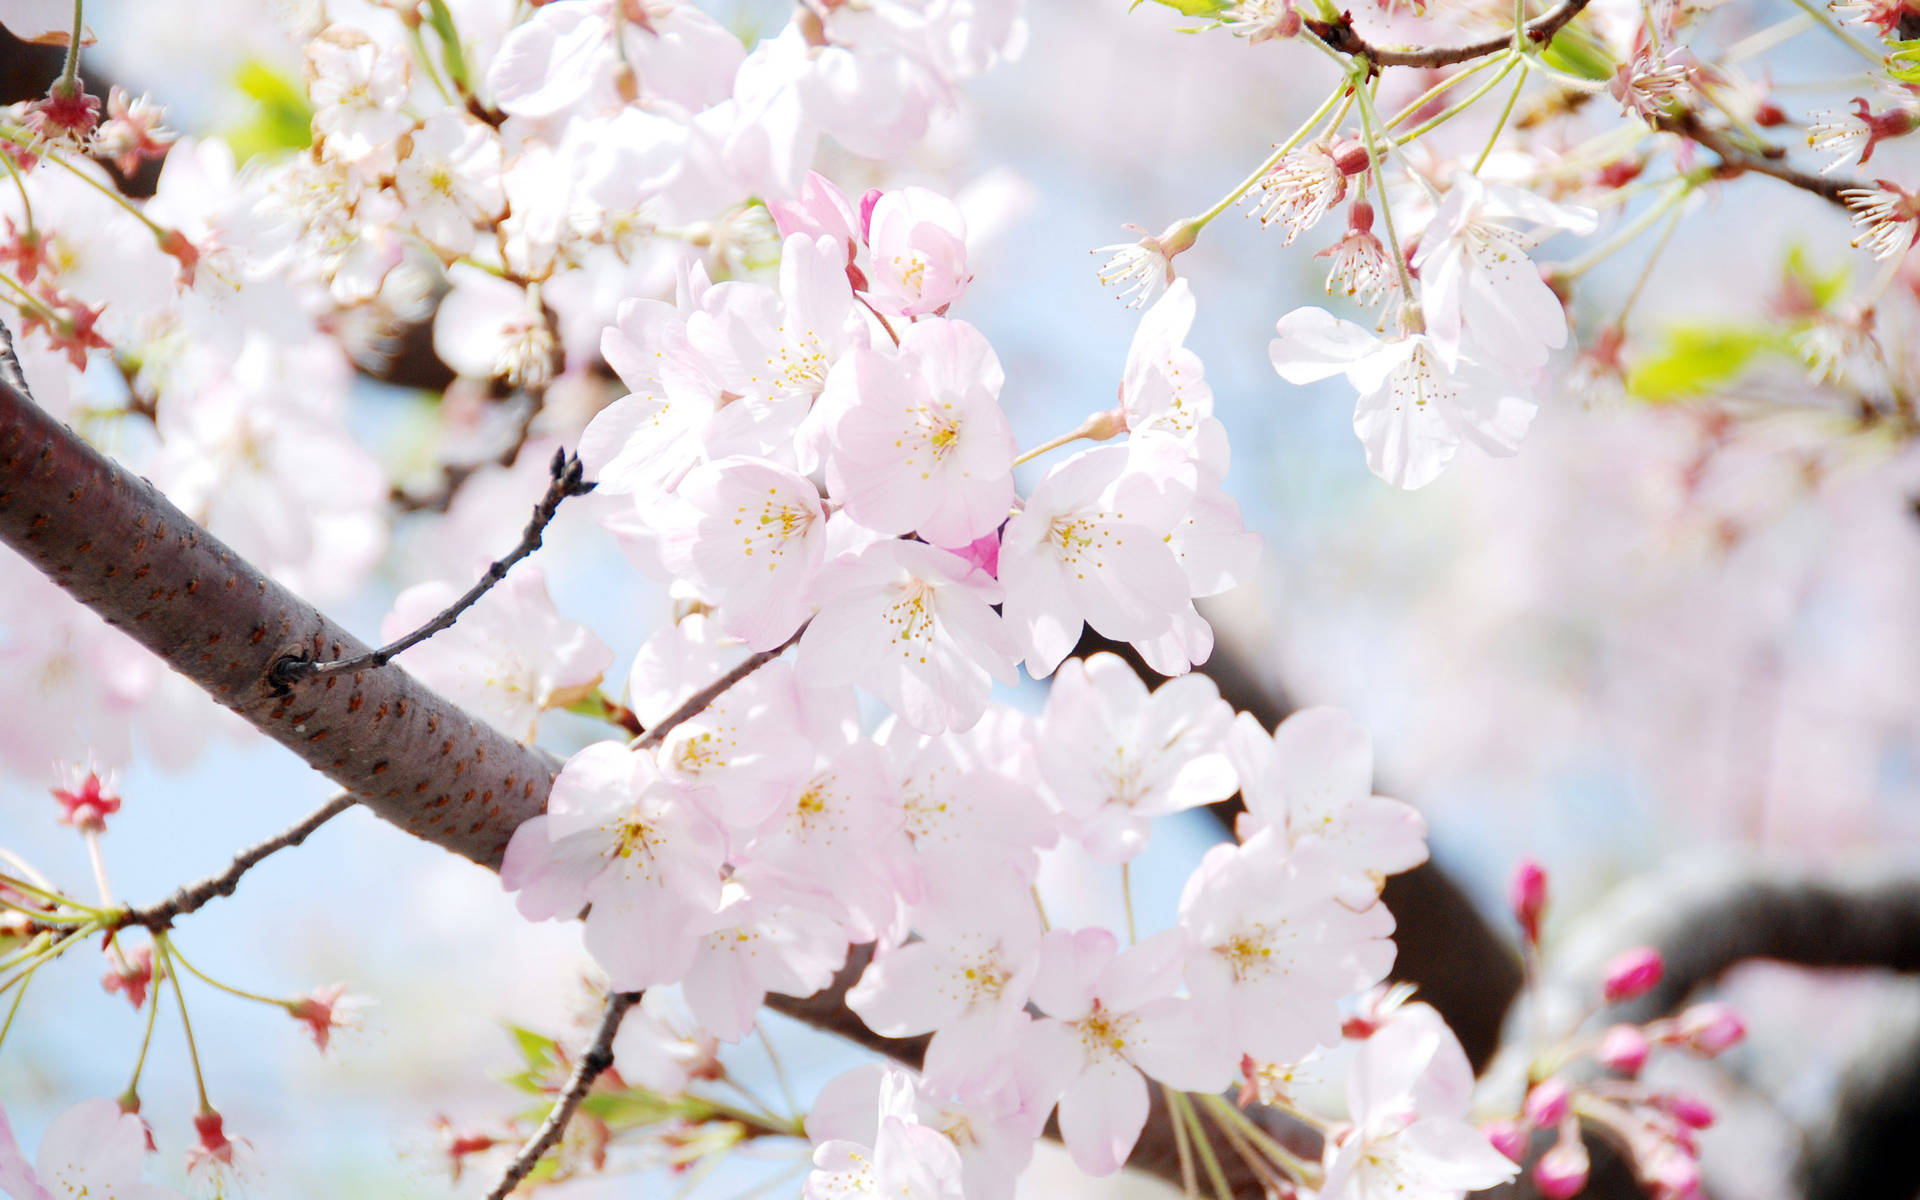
[3,0,1919,1196]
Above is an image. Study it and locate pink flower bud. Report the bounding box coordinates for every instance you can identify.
[1678,1003,1745,1056]
[1510,858,1548,944]
[1646,1145,1703,1200]
[1659,1092,1715,1129]
[1483,1119,1527,1163]
[1534,1131,1591,1200]
[1602,947,1664,1003]
[1597,1023,1651,1075]
[858,188,883,241]
[1330,138,1372,177]
[1525,1078,1571,1127]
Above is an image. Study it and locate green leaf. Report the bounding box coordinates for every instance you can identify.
[1130,0,1231,15]
[508,1025,562,1069]
[1537,26,1616,82]
[1782,243,1850,310]
[1625,325,1782,402]
[425,0,473,94]
[1889,39,1920,85]
[224,59,313,162]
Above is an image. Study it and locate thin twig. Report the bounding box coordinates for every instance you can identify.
[1653,107,1859,208]
[271,449,594,689]
[633,624,809,751]
[113,794,357,932]
[1307,0,1592,69]
[487,990,641,1200]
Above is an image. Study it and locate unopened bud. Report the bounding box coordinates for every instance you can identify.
[1597,1023,1650,1075]
[1602,946,1664,1003]
[1677,1003,1745,1056]
[1330,138,1372,177]
[1483,1119,1526,1163]
[1534,1128,1592,1200]
[1525,1078,1571,1128]
[1659,1092,1715,1129]
[1510,857,1548,944]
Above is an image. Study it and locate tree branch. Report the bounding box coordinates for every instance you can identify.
[487,989,641,1200]
[111,794,358,932]
[271,449,593,688]
[1306,0,1592,69]
[0,336,559,869]
[1654,108,1859,210]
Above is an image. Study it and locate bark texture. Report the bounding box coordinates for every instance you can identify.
[0,368,553,868]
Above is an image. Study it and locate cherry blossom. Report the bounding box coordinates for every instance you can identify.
[821,317,1016,547]
[1180,830,1398,1064]
[1270,307,1538,489]
[863,188,972,318]
[804,1066,966,1200]
[657,456,828,650]
[1411,173,1596,376]
[799,539,1019,735]
[1321,1005,1519,1200]
[500,741,726,989]
[1037,652,1238,860]
[0,1098,184,1200]
[1028,927,1235,1175]
[999,440,1196,677]
[1228,707,1428,888]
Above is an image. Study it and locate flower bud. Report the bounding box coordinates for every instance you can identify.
[1510,857,1548,944]
[1525,1078,1571,1128]
[1330,138,1372,177]
[1677,1003,1745,1056]
[1483,1118,1527,1163]
[1659,1092,1715,1129]
[1602,947,1664,1003]
[1597,1023,1650,1075]
[1646,1145,1703,1200]
[53,763,122,833]
[1534,1129,1591,1200]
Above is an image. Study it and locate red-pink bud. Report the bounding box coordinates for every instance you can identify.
[1510,858,1548,944]
[1533,1130,1591,1200]
[1597,1023,1651,1075]
[1602,947,1664,1003]
[1646,1145,1703,1200]
[53,766,121,833]
[1525,1078,1571,1128]
[858,189,883,242]
[1330,138,1372,177]
[1659,1092,1715,1129]
[1677,1003,1745,1056]
[1483,1119,1527,1163]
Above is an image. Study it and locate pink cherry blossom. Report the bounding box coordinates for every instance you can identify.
[822,317,1016,547]
[1037,652,1238,861]
[1179,830,1398,1064]
[1320,1004,1519,1200]
[657,456,828,650]
[999,440,1194,677]
[799,539,1020,735]
[500,741,725,990]
[0,1098,183,1200]
[863,188,971,317]
[804,1066,966,1200]
[1227,707,1429,887]
[1119,278,1214,442]
[1028,927,1236,1176]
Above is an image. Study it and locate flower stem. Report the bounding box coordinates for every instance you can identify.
[164,938,289,1007]
[1194,83,1349,228]
[125,965,164,1096]
[1163,1084,1200,1198]
[1782,0,1885,65]
[156,934,213,1110]
[60,0,84,91]
[1170,1091,1233,1200]
[1474,63,1530,174]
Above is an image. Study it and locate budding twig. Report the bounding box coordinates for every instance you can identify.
[1653,107,1859,209]
[487,989,641,1200]
[633,623,810,751]
[114,794,357,932]
[1307,0,1594,69]
[270,449,595,689]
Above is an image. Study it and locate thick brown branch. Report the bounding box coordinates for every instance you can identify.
[1307,0,1592,69]
[488,990,641,1199]
[0,339,558,869]
[113,794,358,932]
